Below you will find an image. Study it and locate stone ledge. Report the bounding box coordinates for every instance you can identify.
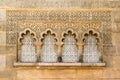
[13,62,106,67]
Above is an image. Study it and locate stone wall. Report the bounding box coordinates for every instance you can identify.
[0,0,120,8]
[0,0,120,80]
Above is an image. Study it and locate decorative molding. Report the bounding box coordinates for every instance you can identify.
[14,62,106,67]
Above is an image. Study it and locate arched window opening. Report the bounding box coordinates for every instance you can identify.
[62,31,79,62]
[20,30,37,62]
[40,30,58,62]
[83,30,99,63]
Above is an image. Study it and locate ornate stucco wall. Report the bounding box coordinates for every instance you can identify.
[0,0,120,80]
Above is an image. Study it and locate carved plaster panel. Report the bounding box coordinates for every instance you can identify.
[6,9,112,54]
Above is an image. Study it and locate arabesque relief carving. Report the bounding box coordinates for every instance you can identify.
[6,9,114,62]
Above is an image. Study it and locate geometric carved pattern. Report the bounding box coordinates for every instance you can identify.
[62,31,79,62]
[40,31,58,62]
[15,21,102,49]
[19,29,37,62]
[6,9,112,55]
[83,31,99,63]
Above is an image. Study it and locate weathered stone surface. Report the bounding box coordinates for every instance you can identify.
[0,56,6,68]
[0,46,6,54]
[16,69,76,79]
[111,56,120,68]
[102,68,120,78]
[16,79,77,80]
[0,0,119,8]
[0,21,6,31]
[112,33,120,54]
[0,31,6,46]
[76,69,103,78]
[6,55,15,68]
[0,0,119,80]
[0,70,12,78]
[0,9,6,21]
[0,78,12,80]
[111,10,120,33]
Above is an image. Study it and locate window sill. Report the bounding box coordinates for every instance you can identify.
[14,62,106,67]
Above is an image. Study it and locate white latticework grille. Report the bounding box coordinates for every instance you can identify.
[62,33,79,62]
[40,33,58,62]
[83,34,99,63]
[20,32,37,62]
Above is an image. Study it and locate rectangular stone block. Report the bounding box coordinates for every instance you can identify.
[16,69,76,80]
[0,70,11,78]
[0,56,6,68]
[0,9,6,21]
[17,78,77,80]
[0,21,6,31]
[6,55,15,68]
[0,46,6,54]
[112,56,120,68]
[0,78,12,80]
[102,68,120,78]
[76,69,103,78]
[0,31,6,46]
